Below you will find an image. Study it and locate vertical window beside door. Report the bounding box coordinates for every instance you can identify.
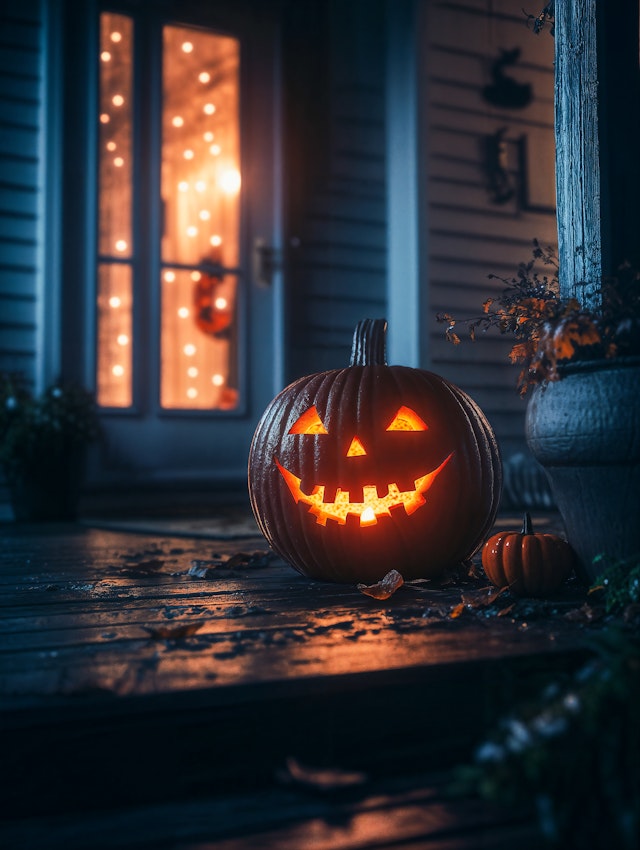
[96,11,241,412]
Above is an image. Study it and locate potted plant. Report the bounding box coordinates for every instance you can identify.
[437,240,640,583]
[0,373,100,521]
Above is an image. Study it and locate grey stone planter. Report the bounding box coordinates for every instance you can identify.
[525,357,640,584]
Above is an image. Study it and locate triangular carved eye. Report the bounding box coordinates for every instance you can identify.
[289,405,328,434]
[386,406,428,431]
[346,436,367,457]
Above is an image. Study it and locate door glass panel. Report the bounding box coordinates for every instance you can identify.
[161,25,241,410]
[96,263,133,407]
[96,12,134,407]
[161,268,239,410]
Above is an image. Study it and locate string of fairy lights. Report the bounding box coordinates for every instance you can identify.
[97,14,240,409]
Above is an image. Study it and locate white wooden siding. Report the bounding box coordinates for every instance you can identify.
[423,0,557,462]
[0,2,43,387]
[285,0,387,378]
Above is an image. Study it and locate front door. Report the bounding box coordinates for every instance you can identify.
[63,1,282,490]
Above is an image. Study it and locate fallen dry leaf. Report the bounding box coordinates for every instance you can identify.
[357,569,404,600]
[564,603,605,623]
[188,550,274,578]
[462,586,508,609]
[450,601,466,619]
[143,622,204,640]
[280,757,368,791]
[498,602,516,618]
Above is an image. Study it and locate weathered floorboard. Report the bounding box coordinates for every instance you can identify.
[0,519,590,839]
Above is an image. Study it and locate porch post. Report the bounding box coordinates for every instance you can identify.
[554,0,640,305]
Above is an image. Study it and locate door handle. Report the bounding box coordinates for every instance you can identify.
[253,238,280,287]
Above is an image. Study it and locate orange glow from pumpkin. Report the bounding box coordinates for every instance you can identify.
[289,405,328,434]
[346,436,367,457]
[274,453,453,527]
[386,406,428,431]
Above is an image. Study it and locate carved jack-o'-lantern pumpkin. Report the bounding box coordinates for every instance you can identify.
[248,319,502,583]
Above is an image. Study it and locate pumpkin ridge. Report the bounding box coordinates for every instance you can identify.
[249,320,503,583]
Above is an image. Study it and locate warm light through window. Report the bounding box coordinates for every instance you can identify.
[97,12,133,408]
[160,24,240,410]
[97,15,240,412]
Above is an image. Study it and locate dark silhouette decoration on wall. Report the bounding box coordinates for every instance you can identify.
[482,127,515,204]
[483,48,533,110]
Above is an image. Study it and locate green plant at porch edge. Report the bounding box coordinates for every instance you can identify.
[0,372,100,486]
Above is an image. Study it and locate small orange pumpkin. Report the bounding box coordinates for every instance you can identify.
[482,512,574,597]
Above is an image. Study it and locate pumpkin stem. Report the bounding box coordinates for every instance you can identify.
[350,319,388,366]
[522,512,534,535]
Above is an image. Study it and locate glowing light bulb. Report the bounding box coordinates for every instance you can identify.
[101,51,112,62]
[106,141,116,151]
[209,144,221,156]
[198,72,210,83]
[212,374,224,386]
[112,94,124,107]
[184,344,196,356]
[172,116,184,128]
[100,114,110,124]
[203,103,216,115]
[203,132,214,142]
[115,239,128,252]
[195,180,206,192]
[178,181,189,192]
[112,364,124,377]
[164,271,176,282]
[178,307,189,318]
[186,225,198,237]
[183,149,194,160]
[190,271,201,281]
[210,234,222,247]
[186,388,198,399]
[198,210,210,221]
[117,334,129,346]
[181,41,194,53]
[113,156,124,167]
[214,296,228,310]
[219,168,241,195]
[109,296,121,308]
[110,31,122,43]
[187,367,198,378]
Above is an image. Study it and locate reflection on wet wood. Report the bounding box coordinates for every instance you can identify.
[0,520,590,838]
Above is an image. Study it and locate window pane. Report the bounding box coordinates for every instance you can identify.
[98,13,133,259]
[160,268,238,410]
[97,13,133,408]
[161,25,240,410]
[96,263,133,407]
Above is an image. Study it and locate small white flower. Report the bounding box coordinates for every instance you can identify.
[5,396,17,411]
[531,711,568,738]
[505,719,532,753]
[563,692,580,713]
[475,741,505,763]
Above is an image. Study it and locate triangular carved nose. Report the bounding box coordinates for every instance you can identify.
[346,436,367,457]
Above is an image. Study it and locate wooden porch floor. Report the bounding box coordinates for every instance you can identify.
[0,512,597,848]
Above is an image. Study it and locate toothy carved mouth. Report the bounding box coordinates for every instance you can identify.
[275,453,453,527]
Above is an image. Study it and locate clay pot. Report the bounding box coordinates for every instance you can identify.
[525,356,640,583]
